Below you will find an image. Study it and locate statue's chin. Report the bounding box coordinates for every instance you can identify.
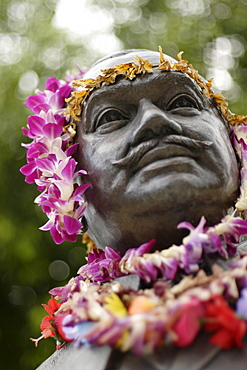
[85,192,236,255]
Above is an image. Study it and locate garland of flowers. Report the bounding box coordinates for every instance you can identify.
[20,71,91,244]
[31,253,247,354]
[22,48,247,353]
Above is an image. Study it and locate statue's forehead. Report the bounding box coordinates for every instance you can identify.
[67,47,237,128]
[84,50,176,80]
[85,70,203,107]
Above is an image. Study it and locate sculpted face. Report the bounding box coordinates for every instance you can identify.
[76,50,239,254]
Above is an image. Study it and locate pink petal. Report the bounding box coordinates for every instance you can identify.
[65,143,78,157]
[25,170,41,184]
[61,159,76,181]
[20,161,37,176]
[22,127,33,138]
[73,183,91,197]
[105,247,121,260]
[50,225,64,244]
[36,158,54,172]
[40,218,55,231]
[49,86,72,110]
[26,142,48,159]
[28,115,46,135]
[46,110,57,124]
[43,122,63,140]
[25,95,50,114]
[61,231,77,243]
[74,203,87,218]
[46,77,61,92]
[63,215,81,235]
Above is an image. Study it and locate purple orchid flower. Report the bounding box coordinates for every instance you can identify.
[21,73,90,243]
[236,287,247,320]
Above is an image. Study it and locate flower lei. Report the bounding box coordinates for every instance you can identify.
[32,255,247,353]
[22,48,247,354]
[20,71,91,244]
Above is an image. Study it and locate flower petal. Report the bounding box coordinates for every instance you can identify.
[63,215,82,235]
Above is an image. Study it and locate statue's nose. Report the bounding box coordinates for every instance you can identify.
[132,99,182,145]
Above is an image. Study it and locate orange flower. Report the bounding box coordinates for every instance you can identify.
[128,296,154,315]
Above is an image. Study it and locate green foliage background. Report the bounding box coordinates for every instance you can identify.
[0,0,247,368]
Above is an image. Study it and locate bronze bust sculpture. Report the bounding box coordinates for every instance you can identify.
[29,49,247,369]
[76,49,239,254]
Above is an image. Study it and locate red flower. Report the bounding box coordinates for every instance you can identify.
[40,298,61,339]
[172,298,205,347]
[42,297,61,316]
[204,295,247,349]
[31,297,71,347]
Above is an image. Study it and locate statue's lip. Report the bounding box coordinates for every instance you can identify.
[133,144,197,174]
[112,135,212,170]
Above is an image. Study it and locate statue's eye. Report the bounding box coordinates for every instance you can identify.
[168,95,199,110]
[96,109,128,129]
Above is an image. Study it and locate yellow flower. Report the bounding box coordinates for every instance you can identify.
[126,67,138,80]
[115,63,134,74]
[177,50,184,61]
[116,330,129,348]
[104,292,127,318]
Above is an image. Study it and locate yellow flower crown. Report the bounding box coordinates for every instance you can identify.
[66,46,247,126]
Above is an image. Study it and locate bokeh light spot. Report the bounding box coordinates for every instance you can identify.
[49,260,70,281]
[18,70,39,95]
[213,3,232,19]
[53,0,114,36]
[8,285,36,306]
[69,247,86,268]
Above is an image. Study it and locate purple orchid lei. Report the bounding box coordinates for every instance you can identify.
[22,55,247,354]
[76,215,247,283]
[20,72,90,244]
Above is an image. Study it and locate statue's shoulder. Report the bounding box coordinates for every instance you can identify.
[36,343,112,370]
[37,255,247,370]
[37,333,247,370]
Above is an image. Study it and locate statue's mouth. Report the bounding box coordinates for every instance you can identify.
[112,135,212,172]
[133,144,199,175]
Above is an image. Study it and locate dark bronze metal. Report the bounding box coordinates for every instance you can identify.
[76,50,239,254]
